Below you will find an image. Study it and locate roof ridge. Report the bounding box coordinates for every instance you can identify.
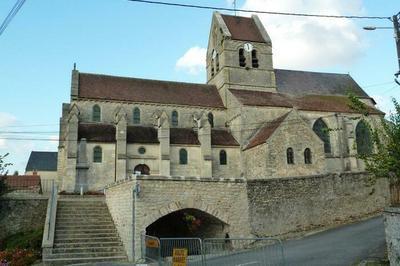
[79,72,215,88]
[275,68,349,76]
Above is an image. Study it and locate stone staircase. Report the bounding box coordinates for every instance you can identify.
[43,196,128,265]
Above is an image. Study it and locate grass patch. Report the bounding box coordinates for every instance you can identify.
[0,228,43,251]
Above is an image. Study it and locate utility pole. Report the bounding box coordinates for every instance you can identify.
[393,13,400,84]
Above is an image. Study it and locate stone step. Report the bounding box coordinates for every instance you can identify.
[56,214,110,218]
[55,221,114,226]
[52,246,125,254]
[55,236,121,244]
[49,248,126,258]
[56,229,117,236]
[54,241,123,248]
[43,256,127,265]
[56,210,109,215]
[56,224,115,230]
[55,232,119,240]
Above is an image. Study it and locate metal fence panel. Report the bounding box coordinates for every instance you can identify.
[142,234,161,264]
[159,238,203,266]
[203,238,285,266]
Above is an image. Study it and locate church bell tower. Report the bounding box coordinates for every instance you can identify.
[206,12,277,105]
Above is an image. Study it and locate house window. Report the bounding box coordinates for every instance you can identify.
[219,150,227,165]
[356,120,373,155]
[287,148,294,164]
[179,149,188,165]
[172,110,179,127]
[239,48,246,67]
[133,107,141,124]
[93,146,102,163]
[251,50,259,68]
[208,112,214,128]
[92,105,101,122]
[313,118,331,154]
[304,148,312,164]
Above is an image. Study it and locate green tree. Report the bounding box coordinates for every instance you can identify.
[0,153,12,195]
[349,95,400,204]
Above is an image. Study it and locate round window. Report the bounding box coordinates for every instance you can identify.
[138,147,146,154]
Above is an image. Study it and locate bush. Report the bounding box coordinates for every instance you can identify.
[0,249,37,266]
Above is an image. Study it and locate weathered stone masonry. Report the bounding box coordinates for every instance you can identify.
[0,196,48,240]
[247,172,389,237]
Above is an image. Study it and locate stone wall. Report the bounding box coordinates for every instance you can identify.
[384,207,400,266]
[105,183,134,261]
[74,100,225,128]
[0,196,48,240]
[105,176,252,260]
[247,172,389,237]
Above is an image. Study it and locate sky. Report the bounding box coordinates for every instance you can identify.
[0,0,399,173]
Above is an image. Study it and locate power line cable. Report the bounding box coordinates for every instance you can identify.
[127,0,391,20]
[0,0,26,37]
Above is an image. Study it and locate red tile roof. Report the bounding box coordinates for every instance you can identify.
[230,89,383,114]
[78,73,224,108]
[211,129,239,146]
[127,126,159,144]
[245,113,290,150]
[170,128,200,145]
[221,14,266,43]
[78,123,116,143]
[2,175,41,190]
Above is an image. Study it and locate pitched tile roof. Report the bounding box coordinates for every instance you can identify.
[25,151,58,172]
[211,129,239,146]
[127,126,159,144]
[2,175,41,190]
[275,69,370,98]
[245,113,290,150]
[78,73,224,108]
[170,128,200,145]
[230,89,383,114]
[221,14,266,43]
[78,123,116,143]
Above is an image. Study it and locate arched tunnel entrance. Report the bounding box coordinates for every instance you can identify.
[146,208,228,239]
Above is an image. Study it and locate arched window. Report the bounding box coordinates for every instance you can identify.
[313,118,331,154]
[215,53,220,72]
[251,50,259,68]
[219,150,227,165]
[287,148,294,164]
[133,107,141,124]
[171,110,179,127]
[179,149,188,165]
[93,146,102,163]
[239,48,246,67]
[211,58,215,77]
[356,120,373,155]
[92,105,101,122]
[208,112,214,128]
[304,148,312,164]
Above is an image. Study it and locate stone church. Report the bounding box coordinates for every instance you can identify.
[57,12,383,192]
[47,12,392,262]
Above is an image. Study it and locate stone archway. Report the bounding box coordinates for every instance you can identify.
[134,164,150,175]
[145,208,228,239]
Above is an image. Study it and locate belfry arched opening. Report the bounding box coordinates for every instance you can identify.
[146,208,228,238]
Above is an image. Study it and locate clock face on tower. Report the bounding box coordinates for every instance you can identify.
[244,43,253,52]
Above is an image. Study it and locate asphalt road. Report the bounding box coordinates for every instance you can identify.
[96,216,386,266]
[205,216,386,266]
[282,215,386,266]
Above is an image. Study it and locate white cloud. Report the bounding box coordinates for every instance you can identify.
[241,0,366,69]
[176,46,207,75]
[0,112,17,128]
